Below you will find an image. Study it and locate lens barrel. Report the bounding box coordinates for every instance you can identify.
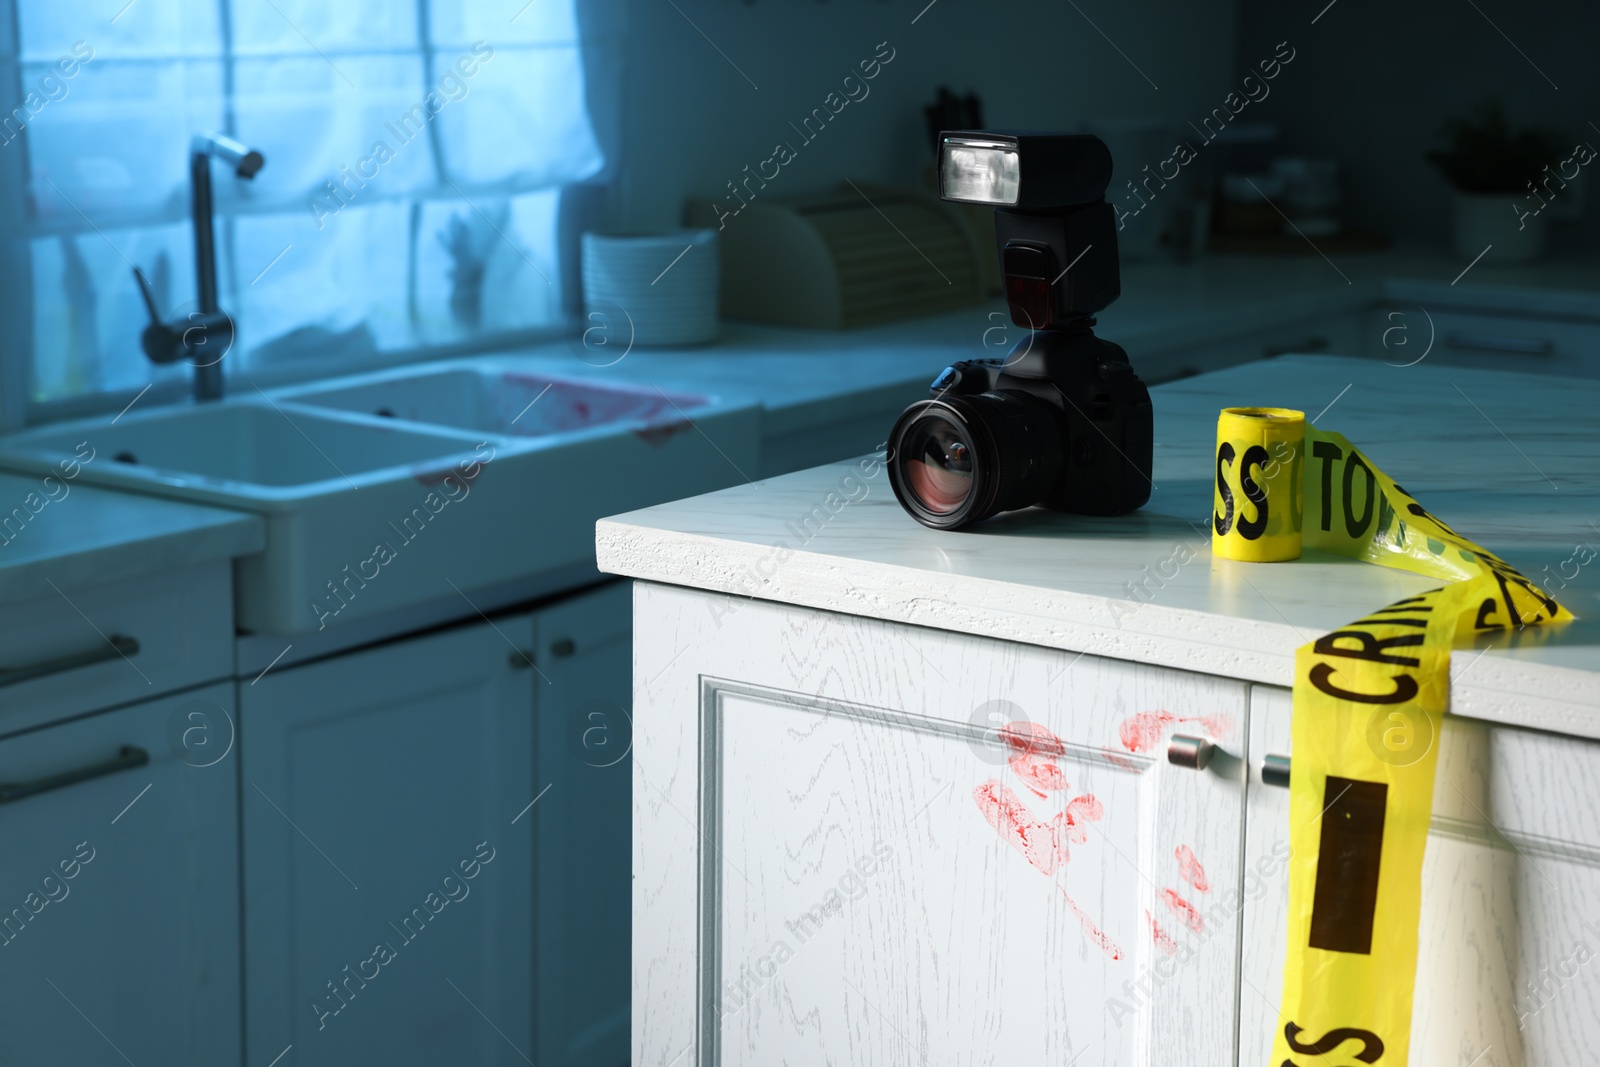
[888,390,1064,530]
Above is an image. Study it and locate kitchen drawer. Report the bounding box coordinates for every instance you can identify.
[1247,685,1600,854]
[1474,725,1600,854]
[0,683,240,1066]
[1368,305,1600,379]
[0,560,233,736]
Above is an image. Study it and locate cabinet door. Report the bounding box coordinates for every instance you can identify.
[1242,685,1600,1067]
[634,582,1250,1067]
[241,617,535,1067]
[0,682,240,1065]
[533,580,632,1066]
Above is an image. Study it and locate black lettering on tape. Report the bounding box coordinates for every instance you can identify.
[1309,663,1419,705]
[1283,1021,1386,1062]
[1238,444,1270,540]
[1308,776,1388,955]
[1313,630,1424,668]
[1312,440,1342,532]
[1342,453,1376,538]
[1215,442,1236,535]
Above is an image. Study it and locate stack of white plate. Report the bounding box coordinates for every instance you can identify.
[581,229,719,346]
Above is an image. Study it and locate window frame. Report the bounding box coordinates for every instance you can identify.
[0,0,614,432]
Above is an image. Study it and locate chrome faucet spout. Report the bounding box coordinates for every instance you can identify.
[136,131,265,402]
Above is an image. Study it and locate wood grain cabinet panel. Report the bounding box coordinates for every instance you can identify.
[634,581,1251,1066]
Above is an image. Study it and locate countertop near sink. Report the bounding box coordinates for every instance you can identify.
[597,354,1600,741]
[464,246,1600,449]
[4,245,1598,616]
[0,471,263,602]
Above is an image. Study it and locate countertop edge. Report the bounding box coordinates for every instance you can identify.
[0,510,265,603]
[597,517,1600,742]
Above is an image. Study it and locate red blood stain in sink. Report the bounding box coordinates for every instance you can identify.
[1001,721,1069,796]
[1146,910,1180,956]
[1061,887,1122,961]
[1160,888,1205,932]
[633,419,694,447]
[1175,845,1210,892]
[410,459,485,488]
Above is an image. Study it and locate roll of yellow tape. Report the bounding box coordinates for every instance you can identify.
[1212,406,1305,561]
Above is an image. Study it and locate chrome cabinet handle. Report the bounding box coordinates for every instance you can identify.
[1261,755,1291,788]
[1443,331,1554,355]
[1167,734,1215,771]
[0,745,150,804]
[0,635,140,688]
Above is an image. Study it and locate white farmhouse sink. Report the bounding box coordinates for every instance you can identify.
[0,359,760,636]
[2,399,482,494]
[280,364,688,439]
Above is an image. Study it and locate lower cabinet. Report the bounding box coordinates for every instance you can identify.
[633,581,1251,1066]
[241,616,536,1067]
[1243,685,1600,1067]
[0,682,241,1065]
[240,580,634,1067]
[533,581,633,1066]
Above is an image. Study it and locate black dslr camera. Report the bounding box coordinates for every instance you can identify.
[887,131,1153,530]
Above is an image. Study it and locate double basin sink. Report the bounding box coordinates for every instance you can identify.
[0,359,759,634]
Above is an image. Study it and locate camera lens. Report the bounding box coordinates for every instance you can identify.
[888,392,1064,530]
[897,413,975,516]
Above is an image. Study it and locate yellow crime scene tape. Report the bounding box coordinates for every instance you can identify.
[1210,407,1572,1067]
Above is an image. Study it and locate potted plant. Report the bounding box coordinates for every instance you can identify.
[1426,102,1567,263]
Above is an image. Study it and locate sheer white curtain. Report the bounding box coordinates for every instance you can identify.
[11,0,611,409]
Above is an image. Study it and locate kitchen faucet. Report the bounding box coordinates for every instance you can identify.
[133,132,265,401]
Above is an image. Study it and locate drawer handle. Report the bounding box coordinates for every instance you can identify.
[0,635,140,688]
[0,744,150,804]
[1262,754,1291,788]
[1443,331,1554,355]
[1167,734,1215,770]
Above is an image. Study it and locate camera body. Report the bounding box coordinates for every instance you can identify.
[889,326,1152,528]
[886,130,1155,530]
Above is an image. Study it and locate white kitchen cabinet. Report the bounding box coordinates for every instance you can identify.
[0,682,241,1065]
[240,617,536,1067]
[533,580,634,1066]
[633,581,1250,1067]
[1242,685,1600,1067]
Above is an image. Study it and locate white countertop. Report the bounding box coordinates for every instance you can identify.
[0,472,264,602]
[597,354,1600,740]
[477,246,1600,442]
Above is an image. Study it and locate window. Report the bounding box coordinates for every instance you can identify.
[0,0,614,423]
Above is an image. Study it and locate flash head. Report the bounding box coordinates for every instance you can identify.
[938,131,1112,210]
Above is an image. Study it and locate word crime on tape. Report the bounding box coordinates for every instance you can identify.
[1210,406,1572,1067]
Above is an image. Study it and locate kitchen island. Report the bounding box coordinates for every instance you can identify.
[598,355,1600,1066]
